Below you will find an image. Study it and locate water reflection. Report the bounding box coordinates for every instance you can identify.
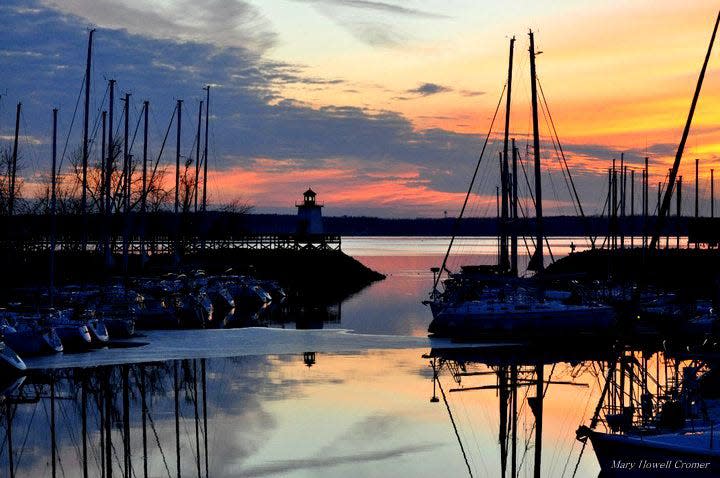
[428,339,719,477]
[2,360,216,478]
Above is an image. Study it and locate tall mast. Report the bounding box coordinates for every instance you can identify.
[202,86,210,211]
[712,168,715,218]
[534,363,544,478]
[175,99,183,214]
[620,153,625,218]
[677,176,682,248]
[106,80,115,215]
[9,102,20,215]
[631,169,635,248]
[695,158,699,218]
[122,93,131,277]
[631,169,635,217]
[511,139,518,276]
[141,101,149,264]
[195,100,203,213]
[500,37,514,273]
[123,93,131,213]
[529,30,544,270]
[100,111,107,214]
[50,108,58,306]
[644,157,649,247]
[81,29,95,235]
[142,101,149,214]
[650,11,720,250]
[105,80,115,267]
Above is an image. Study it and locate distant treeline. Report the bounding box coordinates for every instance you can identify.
[246,214,704,237]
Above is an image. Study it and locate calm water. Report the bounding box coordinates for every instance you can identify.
[1,237,644,477]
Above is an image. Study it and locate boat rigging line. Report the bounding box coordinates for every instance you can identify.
[433,84,507,292]
[650,10,720,250]
[437,372,474,478]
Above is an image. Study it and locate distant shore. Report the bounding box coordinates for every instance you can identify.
[246,214,701,237]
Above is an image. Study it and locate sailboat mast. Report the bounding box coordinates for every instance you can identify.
[50,108,58,306]
[202,86,210,212]
[9,102,21,216]
[695,158,699,218]
[534,363,544,478]
[501,37,515,273]
[100,111,106,214]
[712,168,715,218]
[175,99,183,214]
[195,100,203,213]
[106,80,115,215]
[529,30,544,270]
[142,101,149,214]
[105,79,115,267]
[650,11,720,250]
[81,29,95,233]
[123,93,131,213]
[511,139,518,276]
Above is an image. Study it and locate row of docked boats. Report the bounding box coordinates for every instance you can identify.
[426,266,719,340]
[0,271,286,373]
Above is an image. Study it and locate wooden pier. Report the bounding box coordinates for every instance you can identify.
[0,211,341,257]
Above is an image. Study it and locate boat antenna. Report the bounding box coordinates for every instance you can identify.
[649,11,720,250]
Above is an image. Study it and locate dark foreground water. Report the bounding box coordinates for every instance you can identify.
[0,237,649,477]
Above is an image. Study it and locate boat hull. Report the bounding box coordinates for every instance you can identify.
[588,430,720,476]
[429,303,616,338]
[0,342,26,373]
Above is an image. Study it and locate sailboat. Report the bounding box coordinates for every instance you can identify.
[427,31,615,339]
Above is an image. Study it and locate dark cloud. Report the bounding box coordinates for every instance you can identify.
[40,0,277,52]
[394,82,452,100]
[235,443,439,477]
[293,0,448,19]
[293,0,448,48]
[459,89,486,97]
[408,82,452,96]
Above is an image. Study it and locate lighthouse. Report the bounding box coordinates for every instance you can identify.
[296,188,323,235]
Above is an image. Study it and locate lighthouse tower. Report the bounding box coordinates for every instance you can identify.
[296,188,323,235]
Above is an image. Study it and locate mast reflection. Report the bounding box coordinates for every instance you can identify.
[1,358,211,478]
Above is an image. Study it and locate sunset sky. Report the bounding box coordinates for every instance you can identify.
[3,0,720,217]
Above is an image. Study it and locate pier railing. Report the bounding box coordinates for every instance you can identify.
[0,212,342,255]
